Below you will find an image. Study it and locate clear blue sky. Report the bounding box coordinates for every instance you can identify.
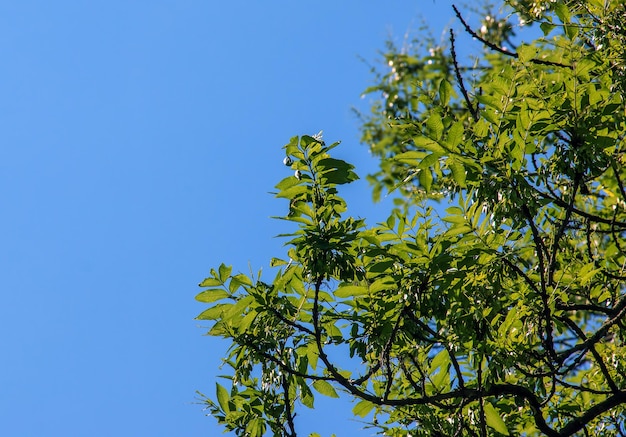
[1,1,470,435]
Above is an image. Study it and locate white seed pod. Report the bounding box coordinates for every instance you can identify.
[294,170,302,180]
[283,156,293,166]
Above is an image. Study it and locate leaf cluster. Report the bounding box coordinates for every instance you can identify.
[198,1,626,436]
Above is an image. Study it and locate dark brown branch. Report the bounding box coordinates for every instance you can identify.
[382,311,406,401]
[268,306,315,336]
[244,344,335,382]
[611,207,626,259]
[281,373,298,437]
[586,218,596,262]
[558,294,626,360]
[311,277,379,401]
[450,29,479,122]
[402,307,466,390]
[352,362,382,386]
[501,256,541,295]
[517,191,556,361]
[477,359,487,437]
[612,161,626,202]
[548,165,581,285]
[400,359,422,393]
[555,302,613,316]
[451,4,572,69]
[557,315,619,393]
[533,187,626,228]
[555,376,614,396]
[559,390,626,436]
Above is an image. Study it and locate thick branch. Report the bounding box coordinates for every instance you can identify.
[559,390,626,436]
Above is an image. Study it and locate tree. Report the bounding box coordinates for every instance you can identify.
[196,1,626,435]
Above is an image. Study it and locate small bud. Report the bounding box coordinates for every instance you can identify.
[283,156,293,166]
[294,170,302,180]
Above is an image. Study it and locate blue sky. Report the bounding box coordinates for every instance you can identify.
[0,1,469,435]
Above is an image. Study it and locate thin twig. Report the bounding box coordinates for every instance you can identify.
[452,4,572,69]
[281,373,298,437]
[450,29,479,121]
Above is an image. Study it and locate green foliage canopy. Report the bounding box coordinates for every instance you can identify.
[197,1,626,435]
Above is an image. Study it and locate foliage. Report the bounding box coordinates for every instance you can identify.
[197,1,626,435]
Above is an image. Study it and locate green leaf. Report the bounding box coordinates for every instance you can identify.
[564,24,578,39]
[445,225,472,237]
[321,169,359,185]
[218,264,232,282]
[312,380,339,398]
[335,285,369,298]
[300,383,315,408]
[431,365,449,390]
[540,21,556,36]
[554,3,570,23]
[426,113,444,140]
[369,260,394,273]
[369,276,396,293]
[429,349,450,373]
[195,289,230,303]
[579,263,601,286]
[222,295,254,322]
[394,151,423,165]
[270,257,288,267]
[442,215,465,224]
[484,402,510,435]
[216,383,230,413]
[276,184,308,199]
[446,121,464,150]
[448,158,466,187]
[246,418,263,437]
[199,277,222,287]
[413,136,446,154]
[439,78,453,106]
[418,153,441,169]
[517,44,536,64]
[575,59,596,81]
[196,304,230,321]
[419,168,433,192]
[306,343,319,370]
[284,135,300,157]
[229,274,251,293]
[317,157,352,171]
[352,399,375,418]
[275,175,300,191]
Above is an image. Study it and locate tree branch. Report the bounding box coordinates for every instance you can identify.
[281,373,298,437]
[557,315,619,393]
[451,4,572,69]
[449,29,479,122]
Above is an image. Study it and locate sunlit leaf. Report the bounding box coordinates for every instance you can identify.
[312,380,339,398]
[484,402,510,436]
[195,289,230,303]
[353,399,376,418]
[216,383,230,413]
